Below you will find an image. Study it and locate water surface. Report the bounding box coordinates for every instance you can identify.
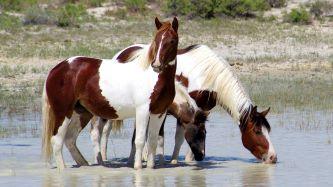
[0,111,332,186]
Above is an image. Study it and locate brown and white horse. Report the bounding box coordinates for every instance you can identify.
[89,81,208,165]
[98,44,277,164]
[41,17,179,170]
[172,44,277,164]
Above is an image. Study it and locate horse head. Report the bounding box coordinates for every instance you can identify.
[240,106,277,164]
[149,17,179,73]
[182,110,208,161]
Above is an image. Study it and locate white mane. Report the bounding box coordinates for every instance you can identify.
[174,81,198,112]
[183,45,252,122]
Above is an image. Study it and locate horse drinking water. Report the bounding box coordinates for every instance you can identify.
[41,17,179,170]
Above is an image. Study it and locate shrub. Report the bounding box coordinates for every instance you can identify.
[124,0,147,12]
[0,0,38,12]
[23,6,55,25]
[56,3,87,27]
[164,0,270,18]
[0,13,21,31]
[283,7,312,24]
[164,0,193,16]
[267,0,287,8]
[309,0,333,19]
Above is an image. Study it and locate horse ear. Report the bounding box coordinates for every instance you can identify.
[251,106,258,117]
[155,17,162,30]
[260,107,270,117]
[172,17,178,32]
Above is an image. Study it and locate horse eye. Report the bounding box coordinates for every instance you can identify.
[255,130,262,135]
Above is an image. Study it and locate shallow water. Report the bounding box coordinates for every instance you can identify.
[0,111,332,186]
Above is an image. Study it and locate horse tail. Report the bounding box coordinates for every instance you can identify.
[111,120,123,133]
[41,83,56,162]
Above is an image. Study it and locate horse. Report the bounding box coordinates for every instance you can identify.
[41,17,179,170]
[89,81,208,165]
[97,44,277,164]
[171,44,277,163]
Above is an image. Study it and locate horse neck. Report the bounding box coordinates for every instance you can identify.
[180,45,253,123]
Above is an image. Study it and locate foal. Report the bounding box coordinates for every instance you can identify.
[41,17,179,170]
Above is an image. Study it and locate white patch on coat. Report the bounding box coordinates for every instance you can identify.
[98,46,159,120]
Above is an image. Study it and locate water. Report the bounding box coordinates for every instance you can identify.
[0,111,332,186]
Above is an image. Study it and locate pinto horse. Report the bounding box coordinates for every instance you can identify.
[89,82,208,165]
[98,44,277,164]
[41,17,179,170]
[171,44,277,163]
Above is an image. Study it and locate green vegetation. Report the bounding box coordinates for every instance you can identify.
[0,13,21,31]
[124,0,147,12]
[0,0,38,11]
[267,0,286,8]
[56,3,88,27]
[164,0,271,18]
[283,7,312,24]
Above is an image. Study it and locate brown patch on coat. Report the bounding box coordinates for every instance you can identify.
[177,44,200,55]
[116,46,143,63]
[189,90,217,111]
[167,102,194,124]
[46,57,118,135]
[175,73,189,88]
[149,64,176,114]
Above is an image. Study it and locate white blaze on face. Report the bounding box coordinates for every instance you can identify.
[154,32,166,67]
[262,126,277,163]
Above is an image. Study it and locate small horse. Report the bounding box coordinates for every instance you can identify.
[172,44,277,163]
[89,82,208,165]
[41,17,179,170]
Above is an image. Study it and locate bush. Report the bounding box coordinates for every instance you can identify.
[0,13,21,31]
[283,7,312,24]
[267,0,287,8]
[23,6,55,25]
[309,0,333,19]
[164,0,193,16]
[56,3,87,27]
[124,0,147,12]
[0,0,38,12]
[164,0,270,18]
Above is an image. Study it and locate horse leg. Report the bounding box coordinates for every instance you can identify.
[65,111,92,166]
[51,117,71,170]
[156,117,166,165]
[171,120,185,164]
[89,117,106,165]
[134,106,150,170]
[146,113,166,169]
[128,124,136,165]
[185,149,195,162]
[100,120,112,161]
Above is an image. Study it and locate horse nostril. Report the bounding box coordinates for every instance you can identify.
[270,155,277,163]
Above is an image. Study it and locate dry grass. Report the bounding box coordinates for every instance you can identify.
[0,17,332,118]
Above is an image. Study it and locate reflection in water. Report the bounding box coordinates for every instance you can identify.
[133,170,165,187]
[241,164,274,187]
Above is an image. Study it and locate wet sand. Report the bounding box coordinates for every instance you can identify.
[0,111,333,186]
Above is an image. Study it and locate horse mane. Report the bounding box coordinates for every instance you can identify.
[182,45,252,122]
[174,81,198,112]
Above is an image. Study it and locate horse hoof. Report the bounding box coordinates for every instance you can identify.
[147,161,155,169]
[134,163,142,170]
[170,159,178,164]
